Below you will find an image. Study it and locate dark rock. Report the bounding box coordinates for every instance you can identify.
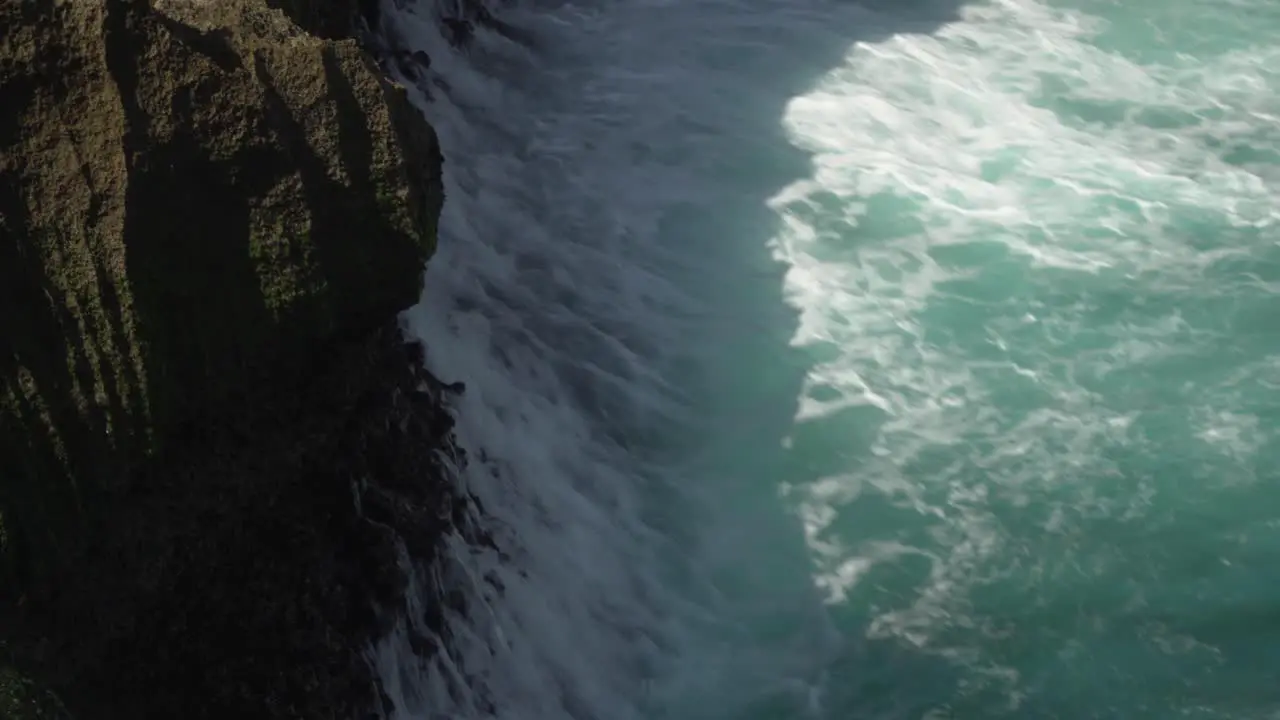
[407,628,438,656]
[0,0,470,718]
[442,17,476,47]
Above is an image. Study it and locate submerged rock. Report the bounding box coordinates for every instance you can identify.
[0,0,460,717]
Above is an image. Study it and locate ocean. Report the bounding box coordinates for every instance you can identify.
[374,0,1280,717]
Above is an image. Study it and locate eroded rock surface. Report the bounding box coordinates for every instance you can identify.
[0,0,458,717]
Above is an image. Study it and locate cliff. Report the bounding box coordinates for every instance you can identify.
[0,0,459,717]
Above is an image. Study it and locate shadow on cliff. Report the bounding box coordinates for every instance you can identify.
[104,4,407,446]
[104,5,276,450]
[0,5,434,717]
[0,182,128,594]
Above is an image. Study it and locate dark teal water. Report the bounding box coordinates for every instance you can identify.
[383,0,1280,717]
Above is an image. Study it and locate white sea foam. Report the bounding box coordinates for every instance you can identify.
[364,0,1280,716]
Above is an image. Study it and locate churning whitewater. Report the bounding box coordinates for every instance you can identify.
[370,0,1280,718]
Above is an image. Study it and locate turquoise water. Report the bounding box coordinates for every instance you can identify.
[382,0,1280,718]
[712,1,1280,717]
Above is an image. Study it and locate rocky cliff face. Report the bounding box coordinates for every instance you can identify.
[0,0,459,717]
